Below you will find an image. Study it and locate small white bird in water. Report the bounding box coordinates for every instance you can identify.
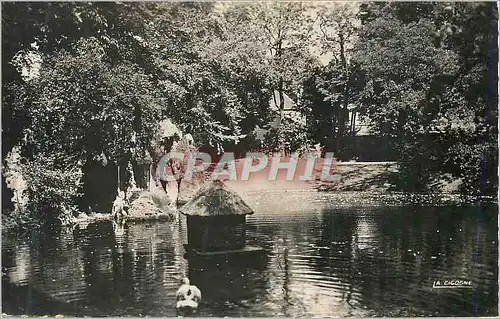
[176,278,201,315]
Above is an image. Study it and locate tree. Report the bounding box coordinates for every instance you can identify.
[243,1,317,151]
[2,2,152,154]
[2,2,290,223]
[2,2,169,221]
[140,3,275,153]
[433,3,498,195]
[301,66,335,150]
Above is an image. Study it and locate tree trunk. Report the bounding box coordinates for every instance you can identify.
[276,35,286,153]
[350,111,356,135]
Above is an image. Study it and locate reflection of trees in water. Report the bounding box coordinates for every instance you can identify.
[3,221,190,316]
[268,209,376,317]
[468,205,499,316]
[76,221,181,315]
[250,210,350,316]
[314,210,359,307]
[198,212,317,316]
[2,205,496,316]
[78,221,124,309]
[172,217,188,282]
[32,229,87,303]
[1,228,88,311]
[306,206,498,316]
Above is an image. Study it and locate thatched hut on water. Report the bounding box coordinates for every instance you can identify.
[180,180,254,253]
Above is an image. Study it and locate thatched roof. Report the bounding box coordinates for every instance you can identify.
[180,180,254,217]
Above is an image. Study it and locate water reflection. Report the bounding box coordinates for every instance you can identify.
[2,197,498,317]
[188,259,269,316]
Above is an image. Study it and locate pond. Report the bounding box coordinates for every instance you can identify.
[2,192,498,317]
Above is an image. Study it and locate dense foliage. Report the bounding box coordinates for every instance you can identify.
[2,2,497,229]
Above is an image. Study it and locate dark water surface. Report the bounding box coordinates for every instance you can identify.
[2,192,498,317]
